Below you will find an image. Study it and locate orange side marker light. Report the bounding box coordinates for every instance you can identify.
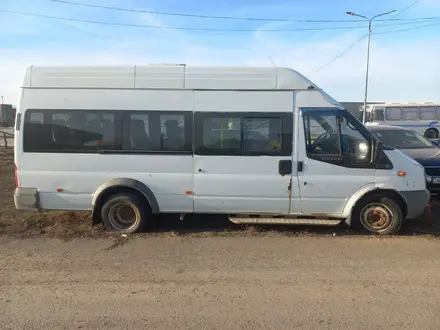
[397,171,406,177]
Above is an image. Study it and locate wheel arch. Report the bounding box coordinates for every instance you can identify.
[91,178,160,225]
[343,186,407,225]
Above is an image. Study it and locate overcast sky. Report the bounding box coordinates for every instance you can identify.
[1,0,440,105]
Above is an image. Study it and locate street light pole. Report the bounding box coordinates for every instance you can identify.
[363,20,372,125]
[346,10,395,124]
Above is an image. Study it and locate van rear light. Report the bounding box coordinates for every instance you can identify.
[14,164,18,188]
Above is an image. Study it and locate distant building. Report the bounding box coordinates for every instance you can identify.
[0,104,15,127]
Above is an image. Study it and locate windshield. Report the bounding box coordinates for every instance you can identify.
[372,129,435,149]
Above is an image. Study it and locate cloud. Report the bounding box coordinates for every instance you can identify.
[0,0,439,105]
[2,31,440,105]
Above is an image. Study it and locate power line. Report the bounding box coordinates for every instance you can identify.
[371,0,424,33]
[48,0,363,23]
[315,0,425,72]
[373,22,440,34]
[0,9,435,32]
[315,34,369,72]
[47,0,440,24]
[0,9,363,31]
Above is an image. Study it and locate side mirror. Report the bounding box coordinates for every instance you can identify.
[356,141,370,160]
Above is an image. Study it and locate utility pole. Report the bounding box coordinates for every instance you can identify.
[346,10,395,124]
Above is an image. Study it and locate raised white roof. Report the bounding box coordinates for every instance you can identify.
[22,64,319,90]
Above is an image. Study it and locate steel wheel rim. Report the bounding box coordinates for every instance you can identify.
[360,203,394,232]
[108,202,138,231]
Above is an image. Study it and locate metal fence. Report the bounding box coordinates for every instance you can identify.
[0,128,14,148]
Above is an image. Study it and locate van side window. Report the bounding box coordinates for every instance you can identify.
[161,114,186,151]
[195,113,292,156]
[304,115,340,155]
[23,110,192,154]
[303,112,371,167]
[129,114,151,150]
[125,112,190,152]
[243,118,282,153]
[23,110,120,153]
[202,117,242,151]
[23,111,47,152]
[29,112,43,123]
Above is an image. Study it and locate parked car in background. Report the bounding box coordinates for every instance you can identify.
[429,138,440,147]
[367,125,440,193]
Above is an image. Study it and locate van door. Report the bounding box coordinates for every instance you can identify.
[297,108,375,216]
[193,111,296,214]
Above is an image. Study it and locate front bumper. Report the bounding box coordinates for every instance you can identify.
[14,187,40,211]
[400,189,430,220]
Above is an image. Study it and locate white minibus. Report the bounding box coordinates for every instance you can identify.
[14,65,429,235]
[362,102,440,139]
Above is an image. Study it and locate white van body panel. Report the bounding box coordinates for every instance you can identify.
[341,149,427,222]
[193,90,293,112]
[16,88,195,213]
[193,156,295,214]
[14,65,429,227]
[293,89,340,109]
[375,149,427,191]
[294,90,375,216]
[19,88,194,111]
[22,65,316,90]
[192,90,299,214]
[17,153,194,212]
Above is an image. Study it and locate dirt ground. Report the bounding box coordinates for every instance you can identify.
[1,237,440,329]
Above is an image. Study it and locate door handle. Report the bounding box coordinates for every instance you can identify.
[297,161,304,172]
[278,160,292,176]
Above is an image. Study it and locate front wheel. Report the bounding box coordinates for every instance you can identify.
[352,195,403,235]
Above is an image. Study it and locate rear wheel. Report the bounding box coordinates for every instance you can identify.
[352,194,403,235]
[425,128,439,139]
[101,193,151,234]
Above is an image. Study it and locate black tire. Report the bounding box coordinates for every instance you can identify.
[101,193,151,234]
[352,194,403,235]
[425,128,439,139]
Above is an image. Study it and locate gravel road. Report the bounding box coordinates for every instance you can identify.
[1,236,440,329]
